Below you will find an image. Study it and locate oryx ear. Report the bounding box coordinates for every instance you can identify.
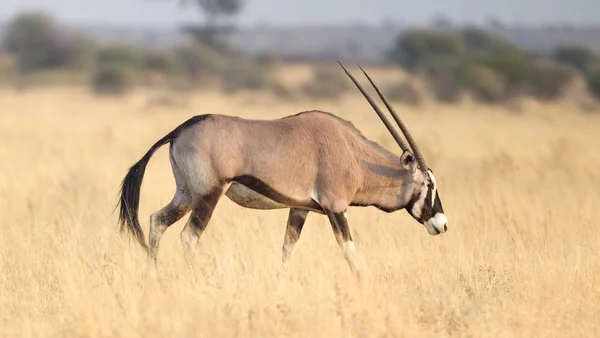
[400,150,418,173]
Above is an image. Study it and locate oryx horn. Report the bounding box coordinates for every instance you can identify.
[338,62,410,153]
[357,65,428,171]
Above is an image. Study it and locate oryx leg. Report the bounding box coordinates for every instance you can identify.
[282,208,309,264]
[148,188,191,265]
[148,154,192,269]
[180,187,223,260]
[325,210,360,278]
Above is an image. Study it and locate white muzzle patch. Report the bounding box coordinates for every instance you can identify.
[425,213,448,235]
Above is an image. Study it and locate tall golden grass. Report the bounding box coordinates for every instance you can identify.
[1,76,599,337]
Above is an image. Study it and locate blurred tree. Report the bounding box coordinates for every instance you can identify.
[220,59,272,93]
[389,29,465,72]
[384,80,423,106]
[302,66,350,100]
[460,27,521,56]
[388,24,595,104]
[3,11,58,73]
[457,62,507,103]
[173,0,244,51]
[174,42,225,81]
[142,50,179,74]
[54,33,96,71]
[3,11,96,74]
[525,59,577,100]
[467,53,528,94]
[96,44,142,68]
[92,63,136,96]
[586,69,600,100]
[553,45,600,74]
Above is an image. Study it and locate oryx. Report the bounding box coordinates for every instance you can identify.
[117,63,447,277]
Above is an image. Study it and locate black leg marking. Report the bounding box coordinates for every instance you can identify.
[325,210,360,278]
[326,211,353,245]
[230,175,324,212]
[148,193,191,263]
[180,187,223,258]
[282,208,309,264]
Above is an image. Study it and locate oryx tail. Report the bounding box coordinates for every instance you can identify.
[117,116,205,252]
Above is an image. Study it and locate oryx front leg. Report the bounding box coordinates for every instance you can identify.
[282,208,309,264]
[325,210,360,278]
[180,188,222,261]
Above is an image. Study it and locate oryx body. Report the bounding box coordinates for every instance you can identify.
[117,65,447,277]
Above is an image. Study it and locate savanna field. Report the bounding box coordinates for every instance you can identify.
[1,65,599,337]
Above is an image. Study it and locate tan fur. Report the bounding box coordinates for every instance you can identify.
[117,67,447,278]
[170,111,421,213]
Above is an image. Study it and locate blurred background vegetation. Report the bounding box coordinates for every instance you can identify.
[1,1,600,111]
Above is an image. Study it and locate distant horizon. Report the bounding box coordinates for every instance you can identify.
[2,16,600,31]
[1,0,599,30]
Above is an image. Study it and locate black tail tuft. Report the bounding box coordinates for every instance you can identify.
[116,114,210,252]
[117,134,177,252]
[118,154,152,251]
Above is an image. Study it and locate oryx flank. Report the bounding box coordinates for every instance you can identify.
[117,63,447,277]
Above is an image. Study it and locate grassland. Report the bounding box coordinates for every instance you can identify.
[1,67,600,337]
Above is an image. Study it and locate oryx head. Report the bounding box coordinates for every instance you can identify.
[339,63,447,236]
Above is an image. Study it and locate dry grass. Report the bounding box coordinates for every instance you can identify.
[1,79,600,337]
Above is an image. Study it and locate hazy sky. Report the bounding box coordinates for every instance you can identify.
[1,0,599,27]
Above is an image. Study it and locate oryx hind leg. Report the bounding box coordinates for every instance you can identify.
[148,154,192,267]
[180,186,224,260]
[325,210,361,279]
[148,188,191,264]
[282,208,309,264]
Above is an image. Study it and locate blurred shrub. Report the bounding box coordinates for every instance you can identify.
[457,62,506,103]
[268,82,296,101]
[525,59,577,100]
[96,44,141,69]
[3,11,95,75]
[92,63,136,96]
[460,27,522,56]
[219,60,273,92]
[58,34,96,71]
[91,44,142,94]
[384,80,423,106]
[0,54,16,85]
[253,52,279,69]
[586,69,600,100]
[426,75,462,103]
[469,54,528,95]
[3,11,57,73]
[553,45,600,74]
[388,26,591,104]
[416,54,461,79]
[142,50,179,74]
[302,66,350,100]
[174,42,224,82]
[389,29,465,72]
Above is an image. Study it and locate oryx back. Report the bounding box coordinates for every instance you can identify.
[170,111,365,213]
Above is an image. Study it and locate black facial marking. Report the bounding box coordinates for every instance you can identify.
[432,190,444,214]
[419,182,434,221]
[404,190,423,220]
